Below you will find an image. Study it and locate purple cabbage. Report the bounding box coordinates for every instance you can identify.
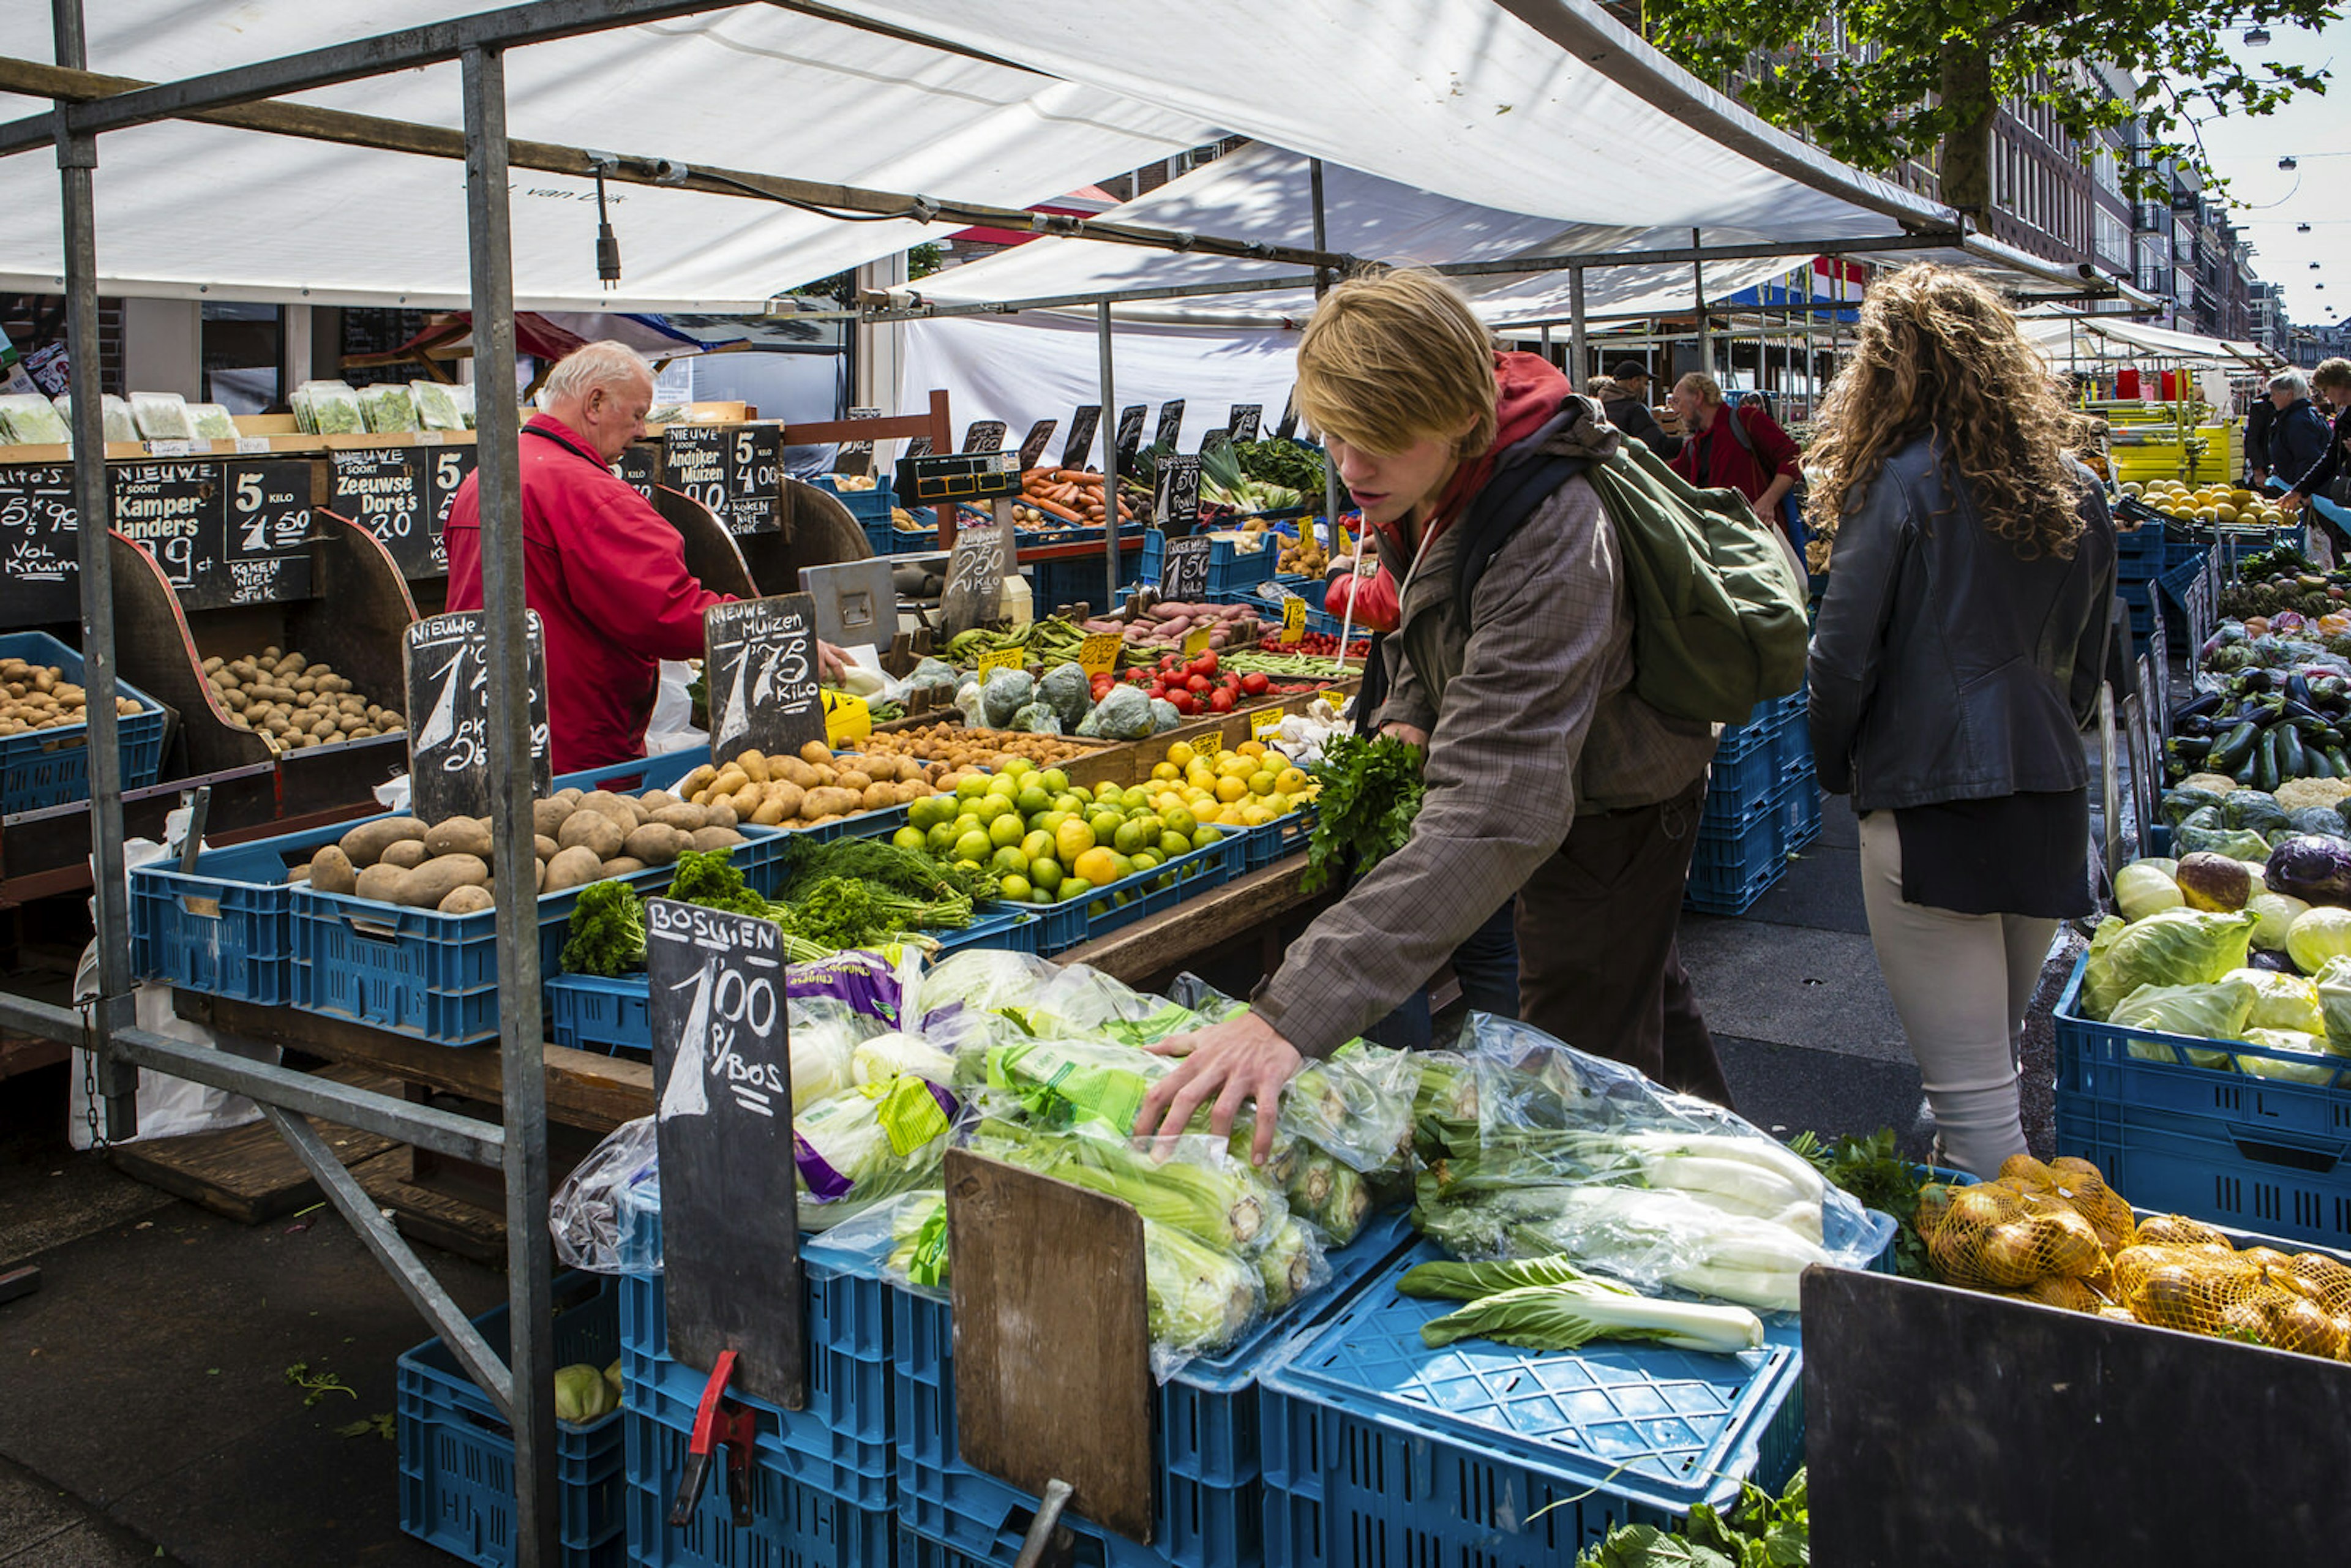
[2264,835,2351,908]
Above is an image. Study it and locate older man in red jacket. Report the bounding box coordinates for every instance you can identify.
[444,341,841,772]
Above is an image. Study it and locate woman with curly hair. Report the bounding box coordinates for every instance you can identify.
[1807,264,2117,1176]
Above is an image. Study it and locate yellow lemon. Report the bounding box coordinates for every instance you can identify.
[1239,803,1272,827]
[1152,761,1180,782]
[1073,846,1121,887]
[1216,776,1249,804]
[1054,818,1096,861]
[1276,767,1308,795]
[1166,741,1196,770]
[1237,740,1266,759]
[1248,771,1278,797]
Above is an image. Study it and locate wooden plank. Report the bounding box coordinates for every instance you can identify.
[1062,859,1329,984]
[351,1147,507,1264]
[104,1065,400,1224]
[947,1149,1152,1544]
[181,993,654,1131]
[0,1035,70,1079]
[1804,1265,2351,1567]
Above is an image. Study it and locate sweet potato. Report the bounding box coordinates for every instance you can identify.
[437,885,495,915]
[354,863,407,904]
[542,846,604,892]
[394,855,489,910]
[307,844,357,896]
[340,816,427,868]
[623,822,684,865]
[380,839,430,871]
[425,817,494,861]
[558,811,626,862]
[692,826,747,853]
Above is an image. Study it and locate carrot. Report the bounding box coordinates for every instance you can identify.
[1029,496,1087,523]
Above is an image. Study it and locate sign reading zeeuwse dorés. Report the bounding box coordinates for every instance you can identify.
[402,609,552,823]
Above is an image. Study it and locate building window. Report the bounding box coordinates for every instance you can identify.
[200,302,283,415]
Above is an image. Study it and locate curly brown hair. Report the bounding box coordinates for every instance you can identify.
[1805,264,2091,561]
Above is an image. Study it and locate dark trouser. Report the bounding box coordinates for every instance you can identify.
[1515,783,1733,1107]
[1362,901,1521,1051]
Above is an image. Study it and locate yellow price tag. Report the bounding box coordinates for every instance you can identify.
[977,646,1026,678]
[1183,626,1213,656]
[1251,708,1284,743]
[1281,596,1307,645]
[822,689,871,745]
[1193,730,1223,760]
[1079,632,1123,677]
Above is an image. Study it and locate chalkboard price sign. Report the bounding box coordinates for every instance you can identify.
[1062,406,1101,471]
[962,420,1008,454]
[839,407,882,458]
[1199,429,1231,457]
[941,514,1013,636]
[422,446,474,572]
[1153,400,1187,453]
[1161,534,1213,602]
[209,457,316,608]
[403,609,552,823]
[331,448,441,580]
[727,425,781,536]
[645,896,806,1412]
[1113,405,1147,468]
[617,443,661,501]
[1274,390,1300,441]
[1016,420,1058,471]
[1155,454,1203,533]
[0,464,80,625]
[703,592,826,767]
[1228,405,1263,442]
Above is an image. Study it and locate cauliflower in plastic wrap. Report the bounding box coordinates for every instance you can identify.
[1150,697,1182,733]
[907,657,962,697]
[1010,702,1063,735]
[980,669,1036,728]
[1090,684,1156,740]
[1038,662,1092,729]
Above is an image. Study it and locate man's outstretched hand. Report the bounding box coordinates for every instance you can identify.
[1132,1009,1304,1166]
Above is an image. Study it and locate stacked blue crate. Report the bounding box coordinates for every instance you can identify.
[1685,689,1819,917]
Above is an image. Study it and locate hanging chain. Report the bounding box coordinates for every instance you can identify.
[80,999,107,1151]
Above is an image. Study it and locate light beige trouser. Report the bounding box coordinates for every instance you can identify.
[1857,811,2055,1178]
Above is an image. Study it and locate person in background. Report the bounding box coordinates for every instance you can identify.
[1668,372,1802,535]
[2243,378,2278,490]
[1133,269,1729,1160]
[2263,369,2330,497]
[444,340,844,772]
[1807,265,2116,1178]
[2279,359,2351,549]
[1600,360,1682,459]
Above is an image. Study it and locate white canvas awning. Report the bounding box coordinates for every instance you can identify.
[0,1,1974,313]
[2019,310,2279,372]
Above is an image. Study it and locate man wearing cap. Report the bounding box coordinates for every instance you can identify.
[1599,361,1682,459]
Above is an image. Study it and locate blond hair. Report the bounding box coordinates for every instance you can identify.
[2314,358,2351,398]
[1805,264,2090,562]
[542,340,653,405]
[1297,269,1496,456]
[1673,372,1725,407]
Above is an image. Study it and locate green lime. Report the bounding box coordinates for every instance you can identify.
[891,825,926,853]
[1002,757,1035,778]
[1190,825,1222,850]
[1061,876,1093,902]
[1041,768,1070,794]
[1021,830,1054,863]
[1163,806,1197,836]
[1088,899,1111,917]
[1015,786,1052,817]
[1112,818,1150,855]
[953,829,994,864]
[955,775,990,800]
[1031,885,1056,905]
[1111,853,1136,881]
[986,773,1021,799]
[926,820,963,857]
[992,846,1030,876]
[1029,858,1064,893]
[1159,831,1193,858]
[1052,793,1084,815]
[1087,810,1123,843]
[1130,849,1161,872]
[905,797,938,831]
[988,814,1026,849]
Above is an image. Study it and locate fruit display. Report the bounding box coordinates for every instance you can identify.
[2215,549,2351,634]
[202,647,404,749]
[892,759,1236,909]
[1274,527,1334,576]
[0,658,142,736]
[2121,478,2290,530]
[1101,648,1329,717]
[678,741,983,830]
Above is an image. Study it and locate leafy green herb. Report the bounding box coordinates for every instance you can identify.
[1788,1127,1930,1279]
[1302,733,1425,893]
[283,1362,356,1406]
[1573,1467,1807,1567]
[334,1412,397,1441]
[779,836,992,910]
[665,847,772,918]
[560,880,648,977]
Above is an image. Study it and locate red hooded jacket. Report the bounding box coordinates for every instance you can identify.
[442,413,729,773]
[1322,352,1573,633]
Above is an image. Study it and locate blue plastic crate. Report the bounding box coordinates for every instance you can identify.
[622,1409,898,1568]
[1773,707,1814,782]
[891,1209,1419,1568]
[289,818,790,1046]
[618,1213,898,1511]
[547,907,1040,1056]
[1137,530,1281,596]
[129,821,353,1004]
[1241,810,1313,872]
[397,1276,626,1568]
[1028,557,1126,618]
[1711,696,1788,766]
[1255,1238,1807,1568]
[816,475,895,528]
[0,630,167,812]
[2113,523,2168,578]
[1001,831,1245,956]
[1683,788,1793,917]
[1701,738,1787,835]
[2053,953,2351,1247]
[1777,781,1824,855]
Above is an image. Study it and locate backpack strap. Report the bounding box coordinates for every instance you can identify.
[1453,453,1591,628]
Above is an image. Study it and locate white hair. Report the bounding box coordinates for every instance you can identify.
[2271,369,2309,398]
[541,340,653,404]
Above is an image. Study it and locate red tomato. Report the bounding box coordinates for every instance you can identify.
[1185,673,1212,694]
[1193,651,1220,677]
[1208,688,1235,712]
[1240,672,1270,696]
[1169,691,1198,715]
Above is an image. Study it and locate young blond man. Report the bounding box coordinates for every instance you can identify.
[1136,271,1730,1160]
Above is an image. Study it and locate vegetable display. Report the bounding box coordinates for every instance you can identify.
[1013,467,1133,530]
[1302,732,1426,892]
[1397,1254,1764,1353]
[0,658,143,737]
[1201,440,1305,515]
[2165,665,2351,789]
[847,722,1101,771]
[203,647,403,749]
[1073,599,1264,656]
[677,741,981,831]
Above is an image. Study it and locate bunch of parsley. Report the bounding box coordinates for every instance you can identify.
[1302,732,1426,893]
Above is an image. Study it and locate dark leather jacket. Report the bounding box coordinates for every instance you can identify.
[2270,398,2336,492]
[1809,438,2115,811]
[1602,394,1682,460]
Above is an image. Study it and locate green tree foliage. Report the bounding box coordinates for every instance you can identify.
[1639,0,2338,214]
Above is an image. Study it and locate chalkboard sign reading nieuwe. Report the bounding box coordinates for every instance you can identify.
[664,425,781,538]
[0,465,78,624]
[645,898,806,1412]
[403,609,552,823]
[703,592,825,767]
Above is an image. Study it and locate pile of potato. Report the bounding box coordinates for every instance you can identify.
[853,724,1099,771]
[0,658,141,737]
[203,647,403,749]
[680,741,985,829]
[299,788,750,913]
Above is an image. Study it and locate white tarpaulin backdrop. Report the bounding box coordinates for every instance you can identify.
[2018,310,2278,372]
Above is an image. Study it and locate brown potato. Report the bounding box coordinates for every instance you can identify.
[424,817,495,861]
[534,834,561,863]
[705,800,738,831]
[379,839,431,871]
[307,844,358,896]
[581,790,637,827]
[600,857,648,877]
[737,749,771,785]
[651,803,708,834]
[834,771,873,795]
[640,790,679,813]
[691,826,747,853]
[860,782,895,812]
[339,816,428,868]
[557,811,626,862]
[623,822,684,865]
[680,764,719,798]
[709,767,750,801]
[396,855,490,909]
[800,786,861,820]
[542,846,605,893]
[533,798,574,839]
[799,740,832,765]
[437,885,496,915]
[354,863,408,904]
[729,783,764,819]
[777,757,820,789]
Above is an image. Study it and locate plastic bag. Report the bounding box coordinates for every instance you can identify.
[186,402,241,440]
[644,661,708,755]
[291,380,363,435]
[129,391,195,441]
[795,1073,967,1231]
[549,1116,661,1273]
[411,380,467,432]
[0,392,69,445]
[358,383,418,434]
[53,393,137,445]
[816,1188,950,1297]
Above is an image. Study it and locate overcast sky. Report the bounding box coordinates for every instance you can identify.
[2202,18,2347,327]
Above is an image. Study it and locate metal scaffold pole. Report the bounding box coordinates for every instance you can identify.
[461,41,558,1567]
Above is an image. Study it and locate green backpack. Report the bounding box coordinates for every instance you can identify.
[1455,437,1810,724]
